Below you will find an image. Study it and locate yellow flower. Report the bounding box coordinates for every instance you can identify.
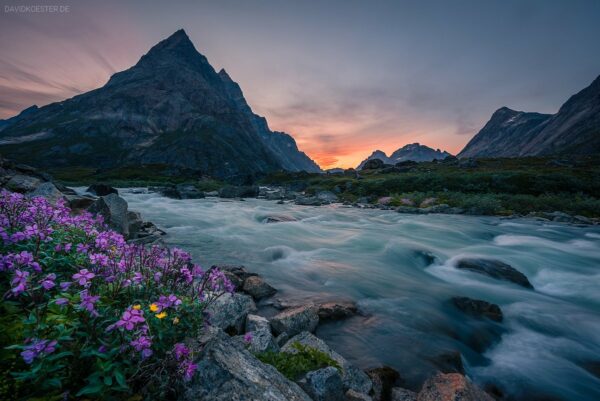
[132,304,141,310]
[149,303,159,312]
[172,317,180,325]
[156,311,167,319]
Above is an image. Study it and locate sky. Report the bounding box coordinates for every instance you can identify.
[1,0,600,168]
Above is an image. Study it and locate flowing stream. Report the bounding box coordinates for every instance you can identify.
[119,189,600,401]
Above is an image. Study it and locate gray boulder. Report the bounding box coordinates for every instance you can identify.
[318,301,358,321]
[27,182,65,204]
[206,292,256,334]
[219,185,259,198]
[298,367,344,401]
[455,258,533,289]
[243,276,277,300]
[66,195,96,211]
[295,196,323,206]
[282,331,372,394]
[263,215,298,223]
[346,389,373,401]
[366,366,400,401]
[6,174,41,193]
[245,314,278,353]
[182,328,312,401]
[391,388,417,401]
[451,297,503,322]
[271,304,319,336]
[416,373,493,401]
[87,194,130,235]
[176,184,205,199]
[86,183,118,196]
[316,190,338,203]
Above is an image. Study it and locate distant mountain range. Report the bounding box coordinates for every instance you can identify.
[0,30,320,180]
[357,143,451,169]
[459,74,600,158]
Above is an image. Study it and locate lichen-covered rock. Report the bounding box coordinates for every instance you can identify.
[182,328,312,401]
[245,314,278,353]
[318,301,358,321]
[366,366,400,401]
[271,304,319,336]
[87,194,129,235]
[205,292,256,334]
[298,366,344,401]
[345,389,373,401]
[27,182,65,204]
[391,387,417,401]
[455,258,533,289]
[282,331,372,394]
[6,174,41,193]
[451,297,503,322]
[243,276,277,300]
[417,373,494,401]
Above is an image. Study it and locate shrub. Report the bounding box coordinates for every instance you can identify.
[0,191,234,400]
[256,342,341,381]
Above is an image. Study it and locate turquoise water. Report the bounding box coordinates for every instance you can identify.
[121,190,600,401]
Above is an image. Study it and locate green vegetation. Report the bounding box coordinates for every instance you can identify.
[256,342,341,381]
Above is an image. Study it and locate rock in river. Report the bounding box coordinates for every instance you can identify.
[87,194,130,236]
[86,183,118,196]
[454,258,533,289]
[271,304,319,336]
[182,328,312,401]
[451,297,503,322]
[416,373,494,401]
[243,275,277,300]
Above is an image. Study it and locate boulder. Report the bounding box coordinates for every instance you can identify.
[451,297,503,322]
[346,389,373,401]
[391,388,417,401]
[212,264,258,281]
[205,292,257,334]
[263,215,298,223]
[182,328,312,401]
[455,258,533,289]
[362,159,385,170]
[176,184,205,199]
[378,197,393,206]
[366,366,401,401]
[282,332,372,394]
[219,185,259,198]
[416,373,493,401]
[5,174,41,193]
[127,221,166,245]
[66,195,96,211]
[127,211,144,237]
[86,183,118,196]
[298,367,344,401]
[205,190,219,197]
[243,276,277,300]
[159,186,182,199]
[271,304,319,336]
[318,301,358,321]
[428,351,465,374]
[295,196,323,206]
[53,182,77,195]
[316,190,339,203]
[87,194,129,235]
[245,314,278,353]
[420,197,437,208]
[27,182,65,204]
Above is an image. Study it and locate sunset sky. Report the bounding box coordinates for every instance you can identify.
[1,0,600,168]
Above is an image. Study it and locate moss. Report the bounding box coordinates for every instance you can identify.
[256,342,341,381]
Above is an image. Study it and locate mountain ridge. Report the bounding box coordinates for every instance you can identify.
[357,143,451,169]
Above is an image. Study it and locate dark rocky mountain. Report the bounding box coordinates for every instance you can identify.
[459,74,600,158]
[0,30,320,180]
[357,143,451,169]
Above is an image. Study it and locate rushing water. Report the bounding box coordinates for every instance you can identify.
[119,189,600,401]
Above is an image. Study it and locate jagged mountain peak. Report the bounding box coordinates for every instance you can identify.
[358,143,451,169]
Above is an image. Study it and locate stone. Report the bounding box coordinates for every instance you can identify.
[346,389,373,401]
[420,197,437,208]
[27,182,65,204]
[451,297,503,322]
[416,373,494,401]
[295,196,323,206]
[205,190,219,197]
[87,194,130,235]
[66,195,96,211]
[245,314,278,353]
[219,185,259,198]
[316,190,338,203]
[378,197,393,206]
[282,332,372,394]
[298,367,344,401]
[243,276,277,300]
[428,351,465,374]
[159,186,182,199]
[127,211,144,237]
[86,183,118,196]
[176,184,205,199]
[455,258,533,289]
[318,301,358,321]
[263,215,298,223]
[205,292,256,334]
[182,328,312,401]
[366,366,400,401]
[391,388,417,401]
[5,174,41,193]
[271,304,319,336]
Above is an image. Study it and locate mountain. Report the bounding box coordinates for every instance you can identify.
[0,29,320,180]
[459,74,600,158]
[357,143,451,169]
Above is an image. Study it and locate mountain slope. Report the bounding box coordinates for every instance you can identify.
[459,74,600,158]
[357,143,451,169]
[0,29,320,179]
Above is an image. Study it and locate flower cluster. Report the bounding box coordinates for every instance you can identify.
[0,190,235,399]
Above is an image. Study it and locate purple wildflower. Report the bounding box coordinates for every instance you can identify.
[79,291,100,316]
[243,332,253,344]
[40,273,56,290]
[10,269,29,295]
[173,343,190,361]
[115,308,145,331]
[72,269,95,286]
[20,339,57,364]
